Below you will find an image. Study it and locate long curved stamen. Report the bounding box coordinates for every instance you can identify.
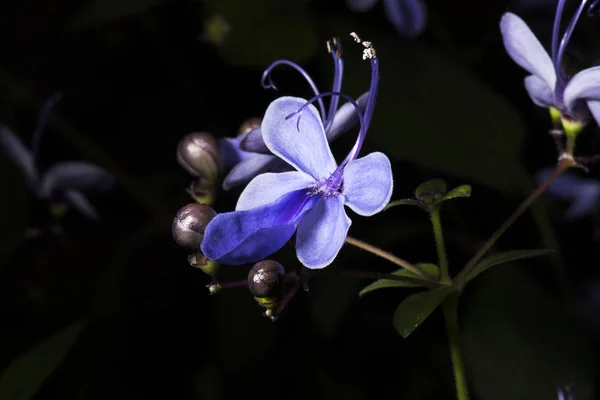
[261,60,327,121]
[324,38,344,133]
[343,32,379,164]
[556,0,591,84]
[552,0,567,69]
[588,0,600,15]
[31,93,62,167]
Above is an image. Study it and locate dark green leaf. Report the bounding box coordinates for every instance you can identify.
[384,199,424,210]
[415,179,447,199]
[68,0,168,29]
[463,249,555,284]
[0,321,85,400]
[464,265,593,399]
[359,263,440,296]
[393,285,456,338]
[440,185,472,201]
[206,0,316,67]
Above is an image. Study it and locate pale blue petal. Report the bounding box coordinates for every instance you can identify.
[524,74,554,107]
[262,96,337,180]
[239,127,270,154]
[587,100,600,126]
[236,171,313,211]
[62,190,100,221]
[222,154,275,190]
[40,161,114,198]
[563,67,600,115]
[346,0,379,11]
[221,135,253,170]
[500,13,556,90]
[296,196,351,269]
[536,168,600,220]
[0,124,38,187]
[343,152,393,216]
[383,0,426,38]
[326,92,369,142]
[201,190,317,265]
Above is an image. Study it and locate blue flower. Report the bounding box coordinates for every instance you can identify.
[346,0,426,38]
[220,38,368,190]
[0,96,114,221]
[557,386,575,400]
[500,1,600,126]
[536,168,600,220]
[202,36,393,269]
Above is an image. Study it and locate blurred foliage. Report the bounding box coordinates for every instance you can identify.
[0,0,599,399]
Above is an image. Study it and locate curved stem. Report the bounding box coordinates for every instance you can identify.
[442,294,469,400]
[431,207,450,283]
[456,158,573,283]
[344,236,436,281]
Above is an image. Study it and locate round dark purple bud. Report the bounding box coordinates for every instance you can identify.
[177,132,224,182]
[247,260,285,299]
[238,117,262,136]
[172,203,217,249]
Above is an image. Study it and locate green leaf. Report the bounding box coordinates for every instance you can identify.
[359,263,440,296]
[393,285,456,338]
[384,199,424,210]
[68,0,168,29]
[463,249,555,284]
[205,0,317,67]
[328,19,526,193]
[440,184,472,201]
[415,179,447,200]
[464,265,593,399]
[0,321,85,400]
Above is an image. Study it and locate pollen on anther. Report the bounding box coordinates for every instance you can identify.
[350,32,361,43]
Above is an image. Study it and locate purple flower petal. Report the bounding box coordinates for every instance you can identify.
[221,135,254,170]
[500,13,556,90]
[587,100,600,126]
[296,196,351,269]
[0,124,38,187]
[236,171,313,211]
[563,66,600,115]
[343,152,393,216]
[327,92,369,143]
[239,127,270,154]
[382,0,426,38]
[40,161,114,198]
[222,154,276,190]
[524,75,554,107]
[201,190,317,265]
[346,0,379,11]
[262,96,336,180]
[62,190,100,221]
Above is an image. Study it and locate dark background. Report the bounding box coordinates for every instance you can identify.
[0,0,599,399]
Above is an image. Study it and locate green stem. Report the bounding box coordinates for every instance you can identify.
[456,158,573,283]
[430,206,450,283]
[344,236,436,281]
[443,294,469,400]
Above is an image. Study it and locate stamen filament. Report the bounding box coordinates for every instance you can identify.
[552,0,567,68]
[261,60,327,122]
[556,0,590,77]
[325,38,344,133]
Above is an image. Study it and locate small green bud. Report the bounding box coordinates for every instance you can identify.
[238,117,262,136]
[188,251,220,277]
[172,203,217,249]
[415,179,447,206]
[177,132,223,183]
[186,178,217,206]
[247,260,285,309]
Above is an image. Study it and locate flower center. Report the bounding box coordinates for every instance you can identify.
[309,169,344,198]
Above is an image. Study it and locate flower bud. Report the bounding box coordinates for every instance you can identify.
[177,132,223,182]
[247,260,285,309]
[188,251,220,277]
[238,117,262,136]
[186,178,217,206]
[172,203,217,249]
